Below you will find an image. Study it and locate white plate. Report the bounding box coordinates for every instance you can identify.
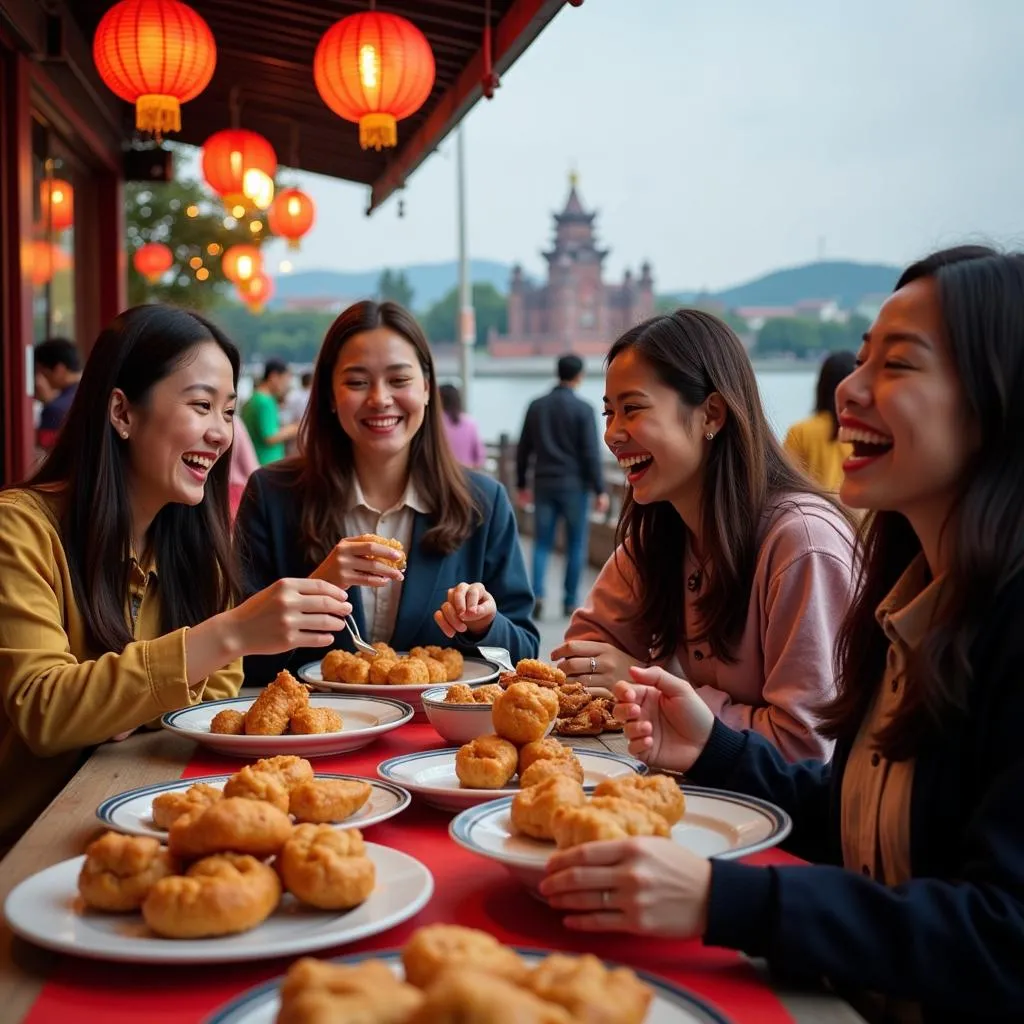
[160,693,414,758]
[4,843,433,965]
[449,785,792,890]
[202,949,735,1024]
[96,774,411,840]
[376,747,647,813]
[420,683,554,746]
[297,654,499,713]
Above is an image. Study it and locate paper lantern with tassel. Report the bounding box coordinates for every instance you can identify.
[40,180,74,232]
[222,244,262,284]
[26,241,71,287]
[93,0,216,137]
[267,188,315,250]
[201,129,278,211]
[313,12,435,151]
[133,242,174,283]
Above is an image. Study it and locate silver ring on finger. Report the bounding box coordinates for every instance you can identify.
[601,889,612,908]
[590,656,597,674]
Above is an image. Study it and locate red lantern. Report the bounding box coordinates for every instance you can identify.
[93,0,216,136]
[222,244,262,284]
[26,241,71,287]
[313,12,435,151]
[267,188,315,250]
[40,179,74,232]
[202,129,277,211]
[237,272,274,313]
[133,242,174,283]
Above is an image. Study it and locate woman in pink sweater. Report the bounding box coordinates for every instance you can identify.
[553,310,856,761]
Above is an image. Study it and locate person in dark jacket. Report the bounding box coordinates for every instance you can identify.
[540,246,1024,1023]
[516,354,609,618]
[235,301,538,685]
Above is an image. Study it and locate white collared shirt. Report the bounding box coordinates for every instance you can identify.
[344,476,430,644]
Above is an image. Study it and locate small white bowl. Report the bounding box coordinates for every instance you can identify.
[420,683,500,745]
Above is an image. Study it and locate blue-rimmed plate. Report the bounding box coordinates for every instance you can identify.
[160,693,414,758]
[96,774,411,840]
[201,948,735,1024]
[377,746,647,813]
[449,785,792,891]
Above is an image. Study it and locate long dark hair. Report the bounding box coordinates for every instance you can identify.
[24,304,240,653]
[610,309,839,662]
[814,350,857,439]
[294,300,479,562]
[820,245,1024,758]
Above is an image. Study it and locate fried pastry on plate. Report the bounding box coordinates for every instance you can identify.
[491,682,559,744]
[276,824,375,910]
[289,778,372,823]
[524,952,652,1024]
[551,798,669,850]
[368,657,399,685]
[290,706,343,734]
[519,756,583,789]
[437,648,464,681]
[443,683,476,705]
[222,765,291,813]
[168,796,292,859]
[78,832,178,912]
[245,670,307,735]
[593,773,686,825]
[323,651,370,685]
[408,969,572,1024]
[209,709,245,735]
[455,734,518,788]
[401,924,528,988]
[471,683,503,704]
[151,782,222,830]
[510,775,587,841]
[515,659,567,686]
[359,641,399,664]
[389,658,430,685]
[250,754,315,790]
[554,682,592,717]
[517,737,571,776]
[278,958,423,1024]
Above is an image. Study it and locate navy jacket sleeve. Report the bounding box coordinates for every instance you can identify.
[701,618,1024,1016]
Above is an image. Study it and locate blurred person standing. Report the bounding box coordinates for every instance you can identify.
[281,370,312,455]
[440,383,485,469]
[242,358,297,465]
[34,337,82,452]
[516,354,609,618]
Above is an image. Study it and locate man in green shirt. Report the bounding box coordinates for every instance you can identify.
[241,358,298,464]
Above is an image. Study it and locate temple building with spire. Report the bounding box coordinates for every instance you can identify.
[488,175,655,357]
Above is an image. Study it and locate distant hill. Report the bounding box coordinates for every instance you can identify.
[273,259,513,310]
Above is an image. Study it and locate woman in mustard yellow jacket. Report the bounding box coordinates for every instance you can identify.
[0,305,351,850]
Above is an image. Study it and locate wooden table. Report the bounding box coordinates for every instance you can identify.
[0,727,866,1023]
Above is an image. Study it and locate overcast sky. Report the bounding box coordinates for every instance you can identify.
[238,0,1024,292]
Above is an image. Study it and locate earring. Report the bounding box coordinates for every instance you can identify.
[705,432,714,441]
[121,431,129,439]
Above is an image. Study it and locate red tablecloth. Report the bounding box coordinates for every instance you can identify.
[25,726,796,1023]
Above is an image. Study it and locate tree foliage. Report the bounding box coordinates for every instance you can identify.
[377,268,415,309]
[755,313,869,357]
[422,282,508,347]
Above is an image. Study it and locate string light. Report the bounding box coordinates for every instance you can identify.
[188,256,203,269]
[195,267,210,281]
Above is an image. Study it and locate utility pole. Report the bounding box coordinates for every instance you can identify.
[456,126,475,411]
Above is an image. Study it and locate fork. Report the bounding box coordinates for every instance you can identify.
[344,616,378,657]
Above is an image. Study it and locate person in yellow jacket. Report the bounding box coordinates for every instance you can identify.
[784,351,857,492]
[0,305,351,851]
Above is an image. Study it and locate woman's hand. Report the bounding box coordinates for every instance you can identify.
[225,578,352,656]
[614,665,715,772]
[551,639,643,690]
[312,537,405,590]
[434,582,497,638]
[539,837,712,937]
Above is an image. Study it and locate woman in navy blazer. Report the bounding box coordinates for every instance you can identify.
[234,300,538,686]
[541,247,1024,1022]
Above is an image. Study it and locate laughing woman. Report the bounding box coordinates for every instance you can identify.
[545,247,1024,1021]
[0,305,352,852]
[234,300,538,685]
[554,310,856,761]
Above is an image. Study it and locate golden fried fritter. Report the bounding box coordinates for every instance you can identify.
[401,925,529,989]
[151,782,223,830]
[359,641,399,665]
[491,682,559,744]
[438,648,464,682]
[78,832,178,912]
[554,682,592,718]
[250,754,315,790]
[443,683,476,705]
[408,970,571,1024]
[245,671,308,735]
[278,959,424,1024]
[388,658,430,685]
[350,533,407,571]
[455,734,518,789]
[168,796,293,859]
[209,709,245,735]
[471,684,503,704]
[276,823,376,910]
[289,778,372,823]
[517,737,570,776]
[551,797,669,850]
[593,773,685,826]
[368,658,399,684]
[222,765,291,813]
[515,659,567,686]
[510,775,587,841]
[519,756,584,789]
[420,657,447,684]
[290,707,344,734]
[524,952,652,1024]
[320,649,351,684]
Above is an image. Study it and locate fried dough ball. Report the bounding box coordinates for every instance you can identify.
[517,737,571,776]
[515,659,567,686]
[524,953,653,1024]
[419,657,447,684]
[151,782,223,830]
[245,671,307,735]
[290,707,344,734]
[250,755,315,791]
[222,765,291,813]
[359,641,399,664]
[510,775,587,841]
[320,649,351,683]
[519,756,584,789]
[209,709,245,735]
[402,924,529,989]
[388,658,430,685]
[325,652,371,685]
[555,682,592,718]
[142,853,281,939]
[408,969,572,1024]
[350,533,407,572]
[491,682,559,745]
[438,648,464,682]
[593,773,686,826]
[278,958,424,1024]
[276,824,376,910]
[423,645,446,661]
[78,832,178,912]
[472,683,503,704]
[168,796,293,859]
[551,798,669,850]
[455,734,518,789]
[443,683,476,705]
[289,778,372,824]
[408,646,432,662]
[369,658,399,684]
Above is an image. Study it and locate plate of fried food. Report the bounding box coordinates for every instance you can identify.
[161,671,414,758]
[4,808,434,964]
[96,755,411,841]
[450,775,792,892]
[202,923,733,1024]
[297,643,499,714]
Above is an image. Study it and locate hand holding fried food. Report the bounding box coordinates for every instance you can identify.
[350,533,407,572]
[151,782,223,830]
[223,765,291,813]
[455,733,518,788]
[401,924,528,988]
[290,706,344,734]
[78,832,178,912]
[511,775,588,841]
[168,797,293,860]
[289,778,372,824]
[141,853,280,938]
[209,709,246,735]
[491,682,559,744]
[593,773,686,826]
[276,824,376,910]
